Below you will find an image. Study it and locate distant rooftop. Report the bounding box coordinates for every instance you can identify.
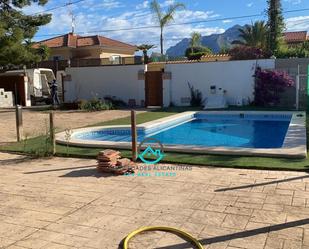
[284,31,308,43]
[35,33,136,50]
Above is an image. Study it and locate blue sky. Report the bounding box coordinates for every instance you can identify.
[24,0,309,52]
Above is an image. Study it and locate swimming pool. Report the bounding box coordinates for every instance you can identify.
[56,111,307,158]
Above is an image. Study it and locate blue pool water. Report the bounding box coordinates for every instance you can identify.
[74,114,292,149]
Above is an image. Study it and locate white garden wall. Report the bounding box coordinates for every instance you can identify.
[63,59,275,107]
[64,65,145,105]
[164,59,275,106]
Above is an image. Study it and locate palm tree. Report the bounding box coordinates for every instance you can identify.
[150,0,185,54]
[137,44,156,64]
[232,21,268,49]
[190,32,202,53]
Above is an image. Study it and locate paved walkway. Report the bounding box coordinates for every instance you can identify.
[0,109,142,143]
[0,153,309,249]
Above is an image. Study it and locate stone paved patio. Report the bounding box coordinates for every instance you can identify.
[0,152,309,249]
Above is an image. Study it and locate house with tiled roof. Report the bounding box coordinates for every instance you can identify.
[284,31,308,46]
[35,33,137,63]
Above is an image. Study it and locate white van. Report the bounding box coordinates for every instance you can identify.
[7,68,58,105]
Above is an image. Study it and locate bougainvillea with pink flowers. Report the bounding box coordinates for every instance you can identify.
[254,67,295,106]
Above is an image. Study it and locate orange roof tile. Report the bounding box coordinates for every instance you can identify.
[284,31,307,43]
[35,33,136,50]
[149,54,231,65]
[201,54,230,58]
[76,36,99,47]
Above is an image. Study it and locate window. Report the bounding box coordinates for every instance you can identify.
[52,56,63,61]
[109,55,121,64]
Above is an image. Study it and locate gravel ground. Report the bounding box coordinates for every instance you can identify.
[0,109,144,143]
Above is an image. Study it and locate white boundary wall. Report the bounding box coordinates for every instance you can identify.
[64,65,145,105]
[64,59,275,107]
[163,59,275,106]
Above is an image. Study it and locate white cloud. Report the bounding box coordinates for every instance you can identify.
[33,3,225,52]
[247,2,253,7]
[136,0,149,9]
[222,19,233,24]
[84,0,123,11]
[284,0,302,5]
[161,0,176,8]
[93,0,123,10]
[285,16,309,31]
[22,3,48,15]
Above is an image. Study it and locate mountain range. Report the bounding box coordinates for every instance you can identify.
[166,25,244,57]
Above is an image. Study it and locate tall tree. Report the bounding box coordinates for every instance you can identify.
[0,0,51,67]
[267,0,284,54]
[150,0,185,54]
[190,32,202,53]
[232,21,268,49]
[137,44,156,64]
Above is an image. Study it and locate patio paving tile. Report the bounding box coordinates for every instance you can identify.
[264,195,293,205]
[250,210,287,224]
[204,204,227,213]
[190,210,226,226]
[228,234,268,249]
[292,197,306,207]
[234,202,263,210]
[304,229,309,246]
[262,203,284,212]
[0,153,309,249]
[221,214,250,230]
[264,236,285,249]
[269,227,304,241]
[15,237,50,248]
[6,246,29,249]
[0,238,17,248]
[283,240,303,249]
[224,206,253,216]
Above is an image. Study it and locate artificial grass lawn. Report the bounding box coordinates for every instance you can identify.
[91,111,180,127]
[1,108,309,171]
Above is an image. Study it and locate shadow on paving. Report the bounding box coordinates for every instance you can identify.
[156,218,309,249]
[25,165,117,178]
[0,156,34,166]
[24,165,96,174]
[215,174,309,192]
[59,167,118,178]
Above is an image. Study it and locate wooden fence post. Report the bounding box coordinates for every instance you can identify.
[15,105,23,142]
[131,110,138,162]
[49,112,56,155]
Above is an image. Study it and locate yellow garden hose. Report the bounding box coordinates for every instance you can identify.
[123,226,204,249]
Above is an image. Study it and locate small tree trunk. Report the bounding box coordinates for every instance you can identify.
[143,51,148,64]
[160,27,164,55]
[131,110,137,162]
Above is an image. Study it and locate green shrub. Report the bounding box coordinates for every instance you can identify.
[185,46,212,60]
[219,46,231,54]
[79,98,113,112]
[276,42,309,58]
[104,97,127,108]
[187,52,206,60]
[188,82,203,107]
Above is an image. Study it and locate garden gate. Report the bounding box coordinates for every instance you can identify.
[145,71,163,107]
